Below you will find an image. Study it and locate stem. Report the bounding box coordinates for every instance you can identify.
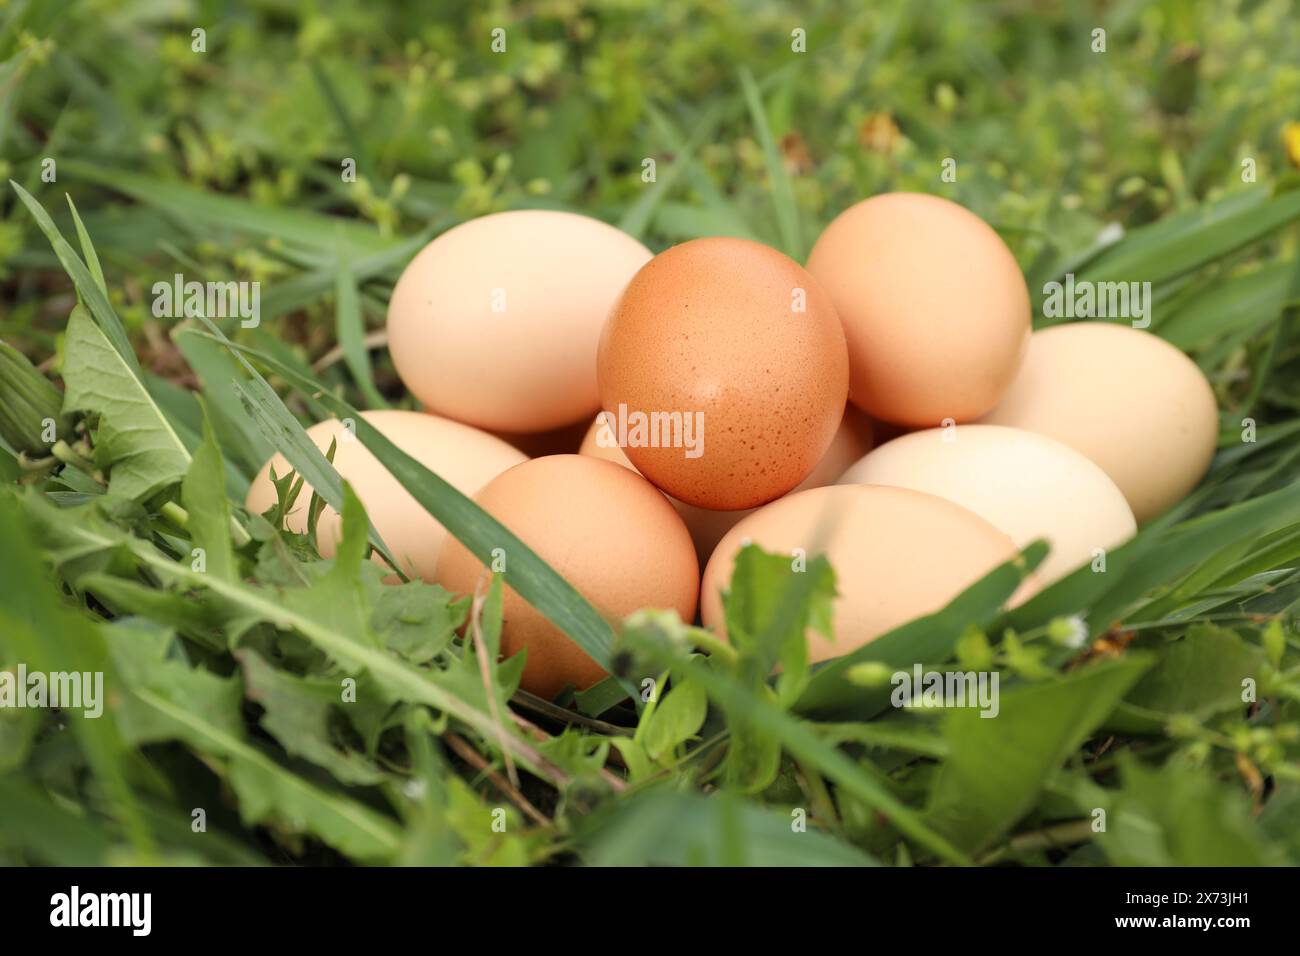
[161,501,252,549]
[976,819,1095,865]
[160,500,189,530]
[17,450,57,472]
[50,439,101,480]
[794,756,842,830]
[443,732,552,828]
[687,627,739,665]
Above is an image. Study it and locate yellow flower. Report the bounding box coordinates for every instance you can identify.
[1283,121,1300,169]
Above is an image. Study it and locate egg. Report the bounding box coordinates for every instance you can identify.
[436,455,699,699]
[701,485,1028,662]
[838,424,1136,584]
[978,323,1219,524]
[579,405,874,565]
[387,211,652,433]
[597,236,849,510]
[806,192,1031,426]
[245,410,526,581]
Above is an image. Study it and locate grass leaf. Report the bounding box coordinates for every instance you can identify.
[738,67,803,258]
[926,656,1152,854]
[10,180,139,375]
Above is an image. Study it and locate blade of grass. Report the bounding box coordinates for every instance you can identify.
[10,181,139,376]
[796,543,1048,719]
[66,195,108,299]
[59,161,396,256]
[619,102,723,240]
[335,265,388,408]
[1073,186,1300,287]
[738,66,803,258]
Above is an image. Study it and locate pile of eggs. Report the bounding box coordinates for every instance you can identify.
[246,195,1220,700]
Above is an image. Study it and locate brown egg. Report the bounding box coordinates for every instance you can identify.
[978,322,1219,524]
[701,485,1028,663]
[436,455,699,699]
[387,211,651,433]
[245,410,526,582]
[807,192,1031,426]
[597,237,849,511]
[579,406,874,565]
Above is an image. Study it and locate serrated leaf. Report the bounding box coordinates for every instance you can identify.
[61,306,190,502]
[17,491,564,785]
[368,574,467,664]
[181,398,235,581]
[105,622,400,862]
[237,650,387,786]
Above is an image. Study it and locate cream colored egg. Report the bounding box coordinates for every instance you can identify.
[387,211,652,433]
[245,410,526,581]
[701,485,1028,663]
[579,406,874,565]
[839,424,1135,584]
[978,323,1219,523]
[807,192,1031,426]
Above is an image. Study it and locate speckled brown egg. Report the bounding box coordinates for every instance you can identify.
[436,455,699,700]
[807,193,1031,426]
[597,237,849,511]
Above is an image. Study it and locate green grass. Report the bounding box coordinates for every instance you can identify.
[1,1,1300,866]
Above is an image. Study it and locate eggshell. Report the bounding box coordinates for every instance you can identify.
[806,192,1031,426]
[387,211,652,433]
[839,424,1136,584]
[436,455,699,699]
[978,323,1219,524]
[580,405,874,565]
[245,410,526,581]
[597,237,849,510]
[701,485,1027,663]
